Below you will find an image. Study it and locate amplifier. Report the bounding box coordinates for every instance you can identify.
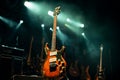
[0,45,24,57]
[0,57,23,80]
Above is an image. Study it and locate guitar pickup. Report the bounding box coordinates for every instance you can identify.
[49,57,57,62]
[50,51,57,56]
[50,62,57,72]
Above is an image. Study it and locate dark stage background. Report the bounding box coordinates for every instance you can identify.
[0,0,120,80]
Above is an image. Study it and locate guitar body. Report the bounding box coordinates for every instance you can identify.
[95,44,105,80]
[95,66,105,80]
[43,44,66,78]
[69,60,80,77]
[95,71,105,80]
[80,65,91,80]
[85,66,91,80]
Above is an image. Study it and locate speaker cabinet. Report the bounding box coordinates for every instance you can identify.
[12,75,42,80]
[0,55,23,80]
[0,57,12,80]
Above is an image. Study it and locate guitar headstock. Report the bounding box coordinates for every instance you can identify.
[53,6,61,16]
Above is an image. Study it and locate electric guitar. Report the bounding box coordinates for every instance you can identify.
[42,6,67,78]
[95,44,105,80]
[69,60,80,77]
[36,38,45,76]
[27,36,34,68]
[80,65,91,80]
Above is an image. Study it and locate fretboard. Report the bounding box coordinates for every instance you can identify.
[51,15,57,51]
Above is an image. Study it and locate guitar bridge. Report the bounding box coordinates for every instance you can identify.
[50,62,57,72]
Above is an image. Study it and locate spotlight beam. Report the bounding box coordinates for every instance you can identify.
[16,20,23,29]
[0,16,16,27]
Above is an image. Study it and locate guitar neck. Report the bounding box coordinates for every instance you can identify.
[39,38,44,61]
[99,44,103,72]
[51,15,57,51]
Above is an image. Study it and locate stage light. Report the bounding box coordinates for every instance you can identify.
[24,1,32,8]
[24,1,42,15]
[66,18,70,22]
[57,26,59,30]
[82,32,85,36]
[81,32,87,39]
[66,17,85,28]
[79,23,84,28]
[41,24,45,28]
[20,20,23,23]
[16,20,23,29]
[48,10,53,16]
[49,27,53,31]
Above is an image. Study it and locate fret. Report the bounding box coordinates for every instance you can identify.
[51,14,57,51]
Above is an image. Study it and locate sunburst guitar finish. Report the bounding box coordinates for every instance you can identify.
[42,6,67,78]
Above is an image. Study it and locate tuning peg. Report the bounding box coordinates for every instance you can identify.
[62,46,65,49]
[55,6,61,10]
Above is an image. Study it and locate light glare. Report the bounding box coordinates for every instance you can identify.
[66,18,70,22]
[24,1,32,8]
[57,26,59,30]
[48,11,53,16]
[82,32,85,36]
[41,24,45,27]
[20,20,23,23]
[50,27,53,31]
[80,24,84,28]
